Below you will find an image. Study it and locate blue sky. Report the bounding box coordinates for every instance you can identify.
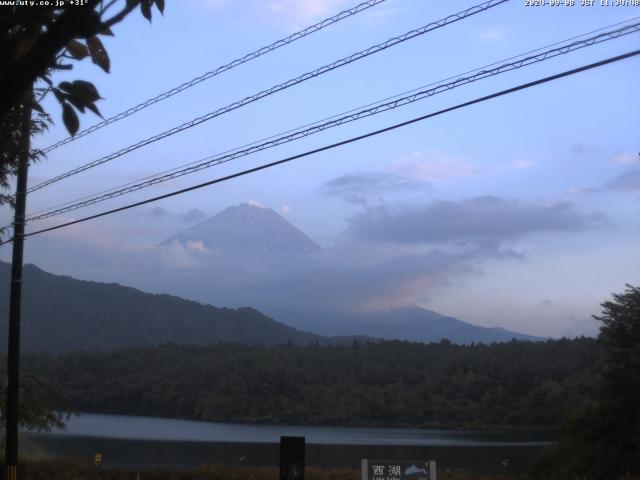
[2,0,639,336]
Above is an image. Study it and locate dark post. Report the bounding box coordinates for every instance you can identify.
[279,436,305,480]
[4,98,32,480]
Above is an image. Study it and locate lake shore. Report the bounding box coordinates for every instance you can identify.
[38,413,554,445]
[15,458,529,480]
[27,413,550,474]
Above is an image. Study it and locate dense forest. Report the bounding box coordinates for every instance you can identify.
[0,262,356,352]
[23,338,600,430]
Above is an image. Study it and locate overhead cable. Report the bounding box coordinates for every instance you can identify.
[29,15,639,220]
[28,0,508,194]
[4,48,636,245]
[40,0,390,154]
[24,20,640,222]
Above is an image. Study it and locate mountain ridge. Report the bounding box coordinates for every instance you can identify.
[161,203,322,254]
[268,306,544,344]
[0,261,542,352]
[0,261,361,353]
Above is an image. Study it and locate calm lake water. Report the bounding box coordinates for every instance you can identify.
[28,413,553,474]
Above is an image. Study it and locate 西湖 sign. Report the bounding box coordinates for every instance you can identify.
[361,459,436,480]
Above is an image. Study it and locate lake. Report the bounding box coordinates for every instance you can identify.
[28,413,553,474]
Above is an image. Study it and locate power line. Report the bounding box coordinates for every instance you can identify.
[27,0,508,194]
[24,15,640,221]
[22,15,638,232]
[23,20,640,223]
[40,0,389,154]
[5,48,637,245]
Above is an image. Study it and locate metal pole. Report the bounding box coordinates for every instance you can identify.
[4,98,32,480]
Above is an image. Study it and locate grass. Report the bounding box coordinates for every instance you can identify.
[13,459,535,480]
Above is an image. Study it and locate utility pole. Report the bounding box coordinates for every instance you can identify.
[4,96,32,480]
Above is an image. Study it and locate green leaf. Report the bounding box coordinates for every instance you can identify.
[86,36,110,73]
[99,25,114,37]
[85,102,103,118]
[69,80,101,103]
[52,88,67,104]
[62,102,79,136]
[58,80,102,118]
[141,0,152,22]
[58,82,73,93]
[72,9,103,38]
[155,0,165,14]
[65,95,86,113]
[31,101,45,115]
[66,39,89,60]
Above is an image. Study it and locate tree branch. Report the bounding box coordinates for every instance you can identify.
[101,0,119,15]
[102,2,139,28]
[0,0,140,124]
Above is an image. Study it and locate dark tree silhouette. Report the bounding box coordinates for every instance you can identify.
[591,284,640,476]
[0,1,165,133]
[0,368,72,432]
[0,0,165,245]
[0,0,165,217]
[535,285,640,479]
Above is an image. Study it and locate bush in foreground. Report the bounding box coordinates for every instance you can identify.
[16,459,537,480]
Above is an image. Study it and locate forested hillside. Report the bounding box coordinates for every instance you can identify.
[0,261,540,349]
[24,338,600,430]
[0,262,340,352]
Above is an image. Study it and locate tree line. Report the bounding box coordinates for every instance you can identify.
[22,337,600,430]
[7,284,639,478]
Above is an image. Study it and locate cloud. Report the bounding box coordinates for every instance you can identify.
[611,153,639,166]
[247,200,267,209]
[188,0,226,11]
[25,222,477,316]
[577,167,640,194]
[266,246,472,313]
[191,0,355,27]
[387,151,480,181]
[347,196,608,247]
[488,158,535,174]
[17,193,610,324]
[605,169,640,192]
[149,207,169,218]
[185,240,208,252]
[36,217,133,249]
[148,207,207,223]
[480,29,504,42]
[566,186,596,196]
[179,208,207,223]
[563,318,599,338]
[161,240,198,269]
[264,0,351,24]
[281,204,291,214]
[103,197,606,313]
[572,144,599,156]
[173,250,422,312]
[322,153,534,206]
[321,171,429,204]
[507,159,534,169]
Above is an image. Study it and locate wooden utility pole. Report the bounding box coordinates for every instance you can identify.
[4,97,32,480]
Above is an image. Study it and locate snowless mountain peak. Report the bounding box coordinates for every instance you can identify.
[161,203,322,254]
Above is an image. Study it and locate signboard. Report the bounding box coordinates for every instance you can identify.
[280,436,305,480]
[361,459,436,480]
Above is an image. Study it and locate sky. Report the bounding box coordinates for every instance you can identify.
[1,0,639,337]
